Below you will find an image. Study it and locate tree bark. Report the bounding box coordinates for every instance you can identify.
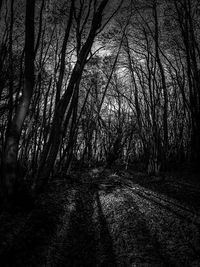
[153,1,168,169]
[0,0,3,13]
[2,0,35,199]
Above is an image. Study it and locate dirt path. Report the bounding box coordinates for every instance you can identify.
[92,181,200,267]
[0,174,200,266]
[55,176,200,266]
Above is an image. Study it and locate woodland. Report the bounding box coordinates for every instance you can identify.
[0,0,200,266]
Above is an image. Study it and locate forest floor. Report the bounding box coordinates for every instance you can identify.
[0,168,200,266]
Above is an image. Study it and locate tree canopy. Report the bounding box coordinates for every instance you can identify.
[0,0,200,199]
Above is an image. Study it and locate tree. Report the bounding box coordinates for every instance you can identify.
[35,0,123,192]
[174,0,200,166]
[2,0,35,199]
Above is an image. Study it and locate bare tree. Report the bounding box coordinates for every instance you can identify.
[2,0,35,199]
[35,0,123,192]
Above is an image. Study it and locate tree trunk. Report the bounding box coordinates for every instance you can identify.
[174,0,200,167]
[0,0,3,13]
[35,0,110,193]
[153,1,168,169]
[2,0,35,199]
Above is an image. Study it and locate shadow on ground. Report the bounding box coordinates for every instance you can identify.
[59,184,116,267]
[1,169,199,266]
